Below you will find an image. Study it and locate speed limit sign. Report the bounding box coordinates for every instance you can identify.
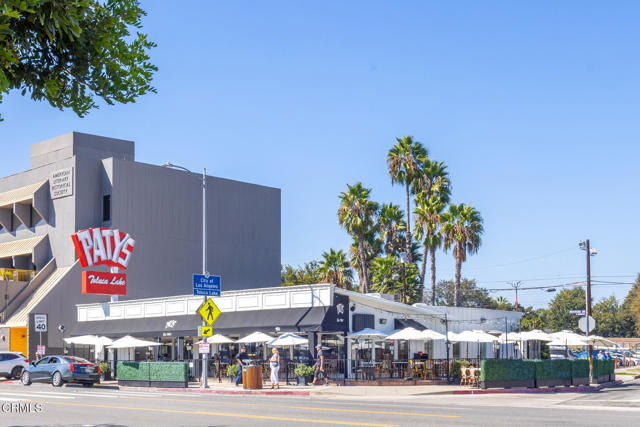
[34,314,47,332]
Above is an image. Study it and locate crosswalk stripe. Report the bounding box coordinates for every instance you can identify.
[0,397,27,402]
[0,392,74,400]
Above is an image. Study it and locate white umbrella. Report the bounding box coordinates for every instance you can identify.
[419,329,446,340]
[548,330,588,347]
[519,330,555,342]
[64,335,113,346]
[346,328,389,340]
[586,335,617,347]
[107,335,161,349]
[206,334,235,344]
[237,331,273,343]
[498,332,522,343]
[451,330,498,343]
[386,327,425,341]
[268,333,308,347]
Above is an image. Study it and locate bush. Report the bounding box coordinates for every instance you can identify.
[451,360,470,379]
[294,364,315,377]
[535,359,571,380]
[571,359,589,379]
[226,363,239,378]
[593,359,615,378]
[99,362,110,374]
[117,362,149,381]
[480,360,536,382]
[149,362,188,382]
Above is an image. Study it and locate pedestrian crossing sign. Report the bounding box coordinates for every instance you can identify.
[199,325,213,337]
[197,297,221,326]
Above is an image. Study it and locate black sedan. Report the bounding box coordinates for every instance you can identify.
[21,356,101,387]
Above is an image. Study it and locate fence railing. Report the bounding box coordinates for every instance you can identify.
[0,267,36,282]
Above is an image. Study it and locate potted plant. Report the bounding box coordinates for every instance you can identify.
[226,363,239,381]
[99,362,112,381]
[294,364,314,385]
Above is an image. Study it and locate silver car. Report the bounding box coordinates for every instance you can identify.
[21,356,100,387]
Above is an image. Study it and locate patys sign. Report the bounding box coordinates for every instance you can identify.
[71,228,136,295]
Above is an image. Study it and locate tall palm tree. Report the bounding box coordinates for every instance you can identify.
[414,194,446,304]
[319,249,353,289]
[377,203,406,256]
[441,203,484,307]
[387,136,428,265]
[338,183,379,293]
[349,229,382,291]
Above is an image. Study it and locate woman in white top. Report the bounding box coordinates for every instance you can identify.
[270,347,280,389]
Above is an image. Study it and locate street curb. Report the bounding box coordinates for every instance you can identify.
[453,380,623,395]
[156,388,310,396]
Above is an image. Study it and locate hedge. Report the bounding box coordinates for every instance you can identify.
[571,360,589,379]
[451,360,470,379]
[117,362,150,381]
[535,359,571,380]
[149,363,189,382]
[592,359,615,380]
[480,360,536,382]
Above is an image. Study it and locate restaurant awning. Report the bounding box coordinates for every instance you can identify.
[394,318,427,331]
[0,181,49,230]
[71,306,342,338]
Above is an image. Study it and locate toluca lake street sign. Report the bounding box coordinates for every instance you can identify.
[197,298,221,326]
[569,310,586,315]
[193,274,221,296]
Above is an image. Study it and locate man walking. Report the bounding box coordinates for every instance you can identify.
[312,344,328,385]
[235,346,249,386]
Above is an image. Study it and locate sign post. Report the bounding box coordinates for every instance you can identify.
[34,314,47,349]
[193,274,221,297]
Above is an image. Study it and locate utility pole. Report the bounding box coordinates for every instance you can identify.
[508,281,522,312]
[579,239,596,382]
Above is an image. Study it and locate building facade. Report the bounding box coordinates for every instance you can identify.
[0,132,281,359]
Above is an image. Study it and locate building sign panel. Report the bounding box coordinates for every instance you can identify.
[50,167,73,199]
[322,294,349,332]
[81,271,127,295]
[71,228,136,270]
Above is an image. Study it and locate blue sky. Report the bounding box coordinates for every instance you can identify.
[1,1,638,308]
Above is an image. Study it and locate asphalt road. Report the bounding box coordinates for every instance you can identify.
[0,380,638,426]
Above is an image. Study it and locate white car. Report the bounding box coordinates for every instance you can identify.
[0,351,28,380]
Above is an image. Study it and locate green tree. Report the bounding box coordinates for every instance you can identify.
[280,262,323,287]
[348,229,382,292]
[414,194,446,304]
[441,203,484,306]
[319,249,353,290]
[387,136,428,265]
[0,0,156,121]
[370,255,420,304]
[377,203,406,257]
[619,274,640,336]
[435,278,495,308]
[338,183,379,293]
[544,287,585,332]
[519,307,546,331]
[592,295,620,337]
[494,296,513,311]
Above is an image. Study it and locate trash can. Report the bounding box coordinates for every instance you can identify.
[243,365,263,389]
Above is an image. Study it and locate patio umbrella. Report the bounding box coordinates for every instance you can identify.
[386,327,425,341]
[64,335,113,362]
[519,330,555,342]
[107,335,161,349]
[548,330,588,347]
[347,329,389,363]
[586,335,617,347]
[206,334,235,344]
[237,331,273,343]
[268,332,308,347]
[449,330,498,360]
[419,329,446,340]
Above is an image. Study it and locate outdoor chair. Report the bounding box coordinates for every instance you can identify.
[460,367,469,386]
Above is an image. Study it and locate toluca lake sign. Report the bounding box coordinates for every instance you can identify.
[71,227,136,270]
[81,271,127,295]
[72,227,136,295]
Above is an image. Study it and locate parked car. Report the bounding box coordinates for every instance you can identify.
[21,356,100,387]
[0,351,29,380]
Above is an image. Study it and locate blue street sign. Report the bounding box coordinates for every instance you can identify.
[192,274,221,297]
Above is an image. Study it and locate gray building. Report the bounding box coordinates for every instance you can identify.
[0,132,280,359]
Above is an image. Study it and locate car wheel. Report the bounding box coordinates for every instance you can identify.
[11,366,23,379]
[52,371,63,387]
[21,371,32,386]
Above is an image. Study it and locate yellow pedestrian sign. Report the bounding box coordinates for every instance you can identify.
[199,325,213,337]
[197,297,221,326]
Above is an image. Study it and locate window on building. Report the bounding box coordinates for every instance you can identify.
[103,195,111,222]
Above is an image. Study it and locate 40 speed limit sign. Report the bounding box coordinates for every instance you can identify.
[34,314,47,332]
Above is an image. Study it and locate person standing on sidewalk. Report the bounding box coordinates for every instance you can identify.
[235,346,249,386]
[270,347,280,389]
[312,344,328,385]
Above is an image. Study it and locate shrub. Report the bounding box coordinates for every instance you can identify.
[593,359,615,378]
[480,360,536,382]
[535,359,571,380]
[117,362,149,381]
[99,362,111,374]
[149,362,188,382]
[294,364,315,377]
[226,363,239,378]
[571,360,589,379]
[451,360,470,379]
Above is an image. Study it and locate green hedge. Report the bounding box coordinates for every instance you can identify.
[592,359,615,378]
[117,362,150,381]
[571,360,589,379]
[535,359,571,380]
[451,360,470,379]
[480,360,536,382]
[149,363,189,382]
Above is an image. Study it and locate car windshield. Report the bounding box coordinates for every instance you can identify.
[64,357,92,364]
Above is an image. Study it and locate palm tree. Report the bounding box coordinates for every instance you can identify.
[319,249,353,289]
[349,229,382,291]
[370,255,420,304]
[441,203,484,307]
[387,136,428,265]
[377,203,406,256]
[338,183,379,293]
[414,194,446,304]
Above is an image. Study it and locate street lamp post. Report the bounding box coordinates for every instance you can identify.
[163,162,209,389]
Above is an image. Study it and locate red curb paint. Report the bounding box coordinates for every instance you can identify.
[156,388,310,396]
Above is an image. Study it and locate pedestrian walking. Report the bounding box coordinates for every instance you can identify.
[235,346,249,387]
[270,347,280,389]
[312,344,328,385]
